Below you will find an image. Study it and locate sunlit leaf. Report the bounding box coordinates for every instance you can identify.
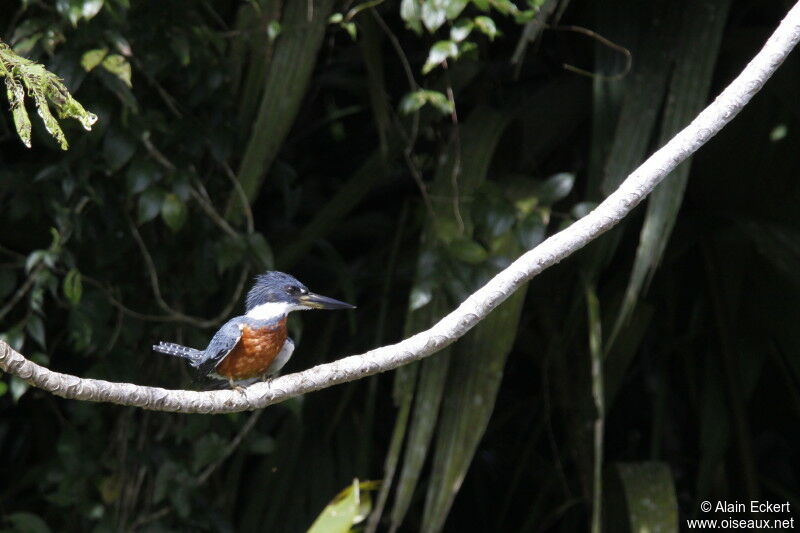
[342,22,358,40]
[101,54,132,87]
[422,40,458,74]
[445,0,468,19]
[267,20,282,42]
[400,89,453,115]
[308,479,380,533]
[449,19,473,42]
[473,16,499,40]
[421,2,446,32]
[80,48,108,71]
[56,0,104,26]
[400,0,423,33]
[409,285,433,311]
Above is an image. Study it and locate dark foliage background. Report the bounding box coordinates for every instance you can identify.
[1,0,798,531]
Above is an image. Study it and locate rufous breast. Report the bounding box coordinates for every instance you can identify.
[215,318,288,380]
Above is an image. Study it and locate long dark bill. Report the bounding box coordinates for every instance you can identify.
[299,292,356,310]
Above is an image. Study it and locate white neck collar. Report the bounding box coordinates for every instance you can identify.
[245,301,307,321]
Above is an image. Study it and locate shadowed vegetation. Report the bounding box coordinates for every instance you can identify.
[1,1,798,531]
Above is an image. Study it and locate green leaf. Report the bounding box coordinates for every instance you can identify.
[80,48,108,71]
[342,22,358,40]
[30,85,68,150]
[604,462,679,532]
[2,43,98,149]
[26,315,46,348]
[137,189,164,224]
[612,0,731,344]
[421,282,527,532]
[458,40,477,56]
[449,19,473,42]
[267,20,282,42]
[63,268,82,305]
[160,193,187,232]
[308,480,380,533]
[400,0,423,33]
[6,75,32,148]
[487,0,516,15]
[447,238,488,264]
[536,172,575,205]
[25,250,46,273]
[473,16,498,40]
[399,91,426,114]
[126,159,161,195]
[5,512,52,533]
[328,13,343,23]
[473,184,516,240]
[10,376,29,402]
[444,0,468,19]
[0,381,7,397]
[421,2,447,32]
[422,40,458,74]
[101,54,132,87]
[103,127,137,172]
[400,89,453,115]
[515,209,548,249]
[408,285,433,311]
[56,0,104,26]
[1,328,26,351]
[571,201,597,219]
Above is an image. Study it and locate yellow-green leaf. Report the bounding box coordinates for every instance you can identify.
[161,193,187,232]
[101,54,132,87]
[80,48,109,71]
[308,479,380,533]
[63,268,83,305]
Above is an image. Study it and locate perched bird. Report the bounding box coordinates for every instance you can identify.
[153,271,355,389]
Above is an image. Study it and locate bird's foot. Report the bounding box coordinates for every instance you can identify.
[229,378,247,394]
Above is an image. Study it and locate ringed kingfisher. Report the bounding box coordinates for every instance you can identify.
[153,271,355,389]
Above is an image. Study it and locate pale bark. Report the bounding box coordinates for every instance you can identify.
[3,3,800,413]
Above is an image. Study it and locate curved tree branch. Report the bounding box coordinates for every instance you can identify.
[2,3,800,413]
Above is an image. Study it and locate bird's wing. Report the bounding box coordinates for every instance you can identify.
[195,317,245,376]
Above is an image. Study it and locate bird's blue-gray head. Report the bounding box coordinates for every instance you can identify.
[245,271,355,320]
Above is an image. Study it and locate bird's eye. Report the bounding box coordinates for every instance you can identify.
[286,285,307,295]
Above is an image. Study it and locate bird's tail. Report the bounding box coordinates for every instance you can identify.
[153,341,202,365]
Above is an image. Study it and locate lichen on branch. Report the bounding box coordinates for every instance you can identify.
[0,40,97,150]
